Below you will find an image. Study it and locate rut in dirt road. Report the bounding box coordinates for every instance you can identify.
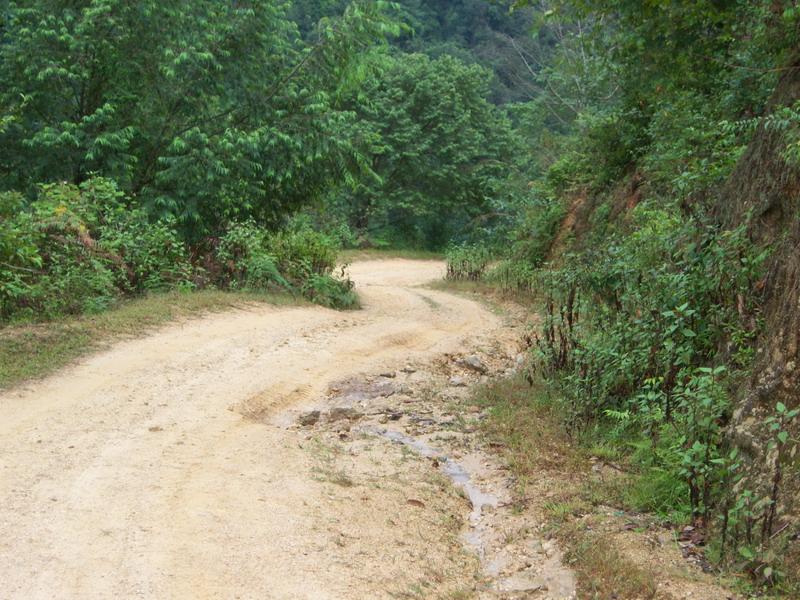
[0,260,510,600]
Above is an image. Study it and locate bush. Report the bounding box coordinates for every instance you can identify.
[29,253,118,317]
[1,182,121,319]
[485,260,537,294]
[101,214,193,293]
[506,197,566,268]
[302,273,359,310]
[216,219,355,308]
[0,192,42,318]
[1,181,359,323]
[267,223,338,283]
[1,178,195,321]
[216,221,283,291]
[446,244,491,281]
[529,198,768,527]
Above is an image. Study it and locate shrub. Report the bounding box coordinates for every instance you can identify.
[267,225,338,283]
[30,255,118,316]
[216,219,354,308]
[446,244,491,281]
[1,181,358,323]
[1,182,121,320]
[0,178,197,321]
[101,214,193,293]
[529,198,768,531]
[302,272,359,310]
[486,260,537,293]
[216,221,282,290]
[0,192,41,318]
[506,197,566,268]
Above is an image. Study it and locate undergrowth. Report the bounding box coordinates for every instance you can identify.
[1,179,358,326]
[460,192,797,594]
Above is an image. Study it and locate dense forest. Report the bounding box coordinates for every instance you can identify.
[2,0,800,594]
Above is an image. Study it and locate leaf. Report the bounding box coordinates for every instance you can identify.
[778,431,789,444]
[738,546,755,560]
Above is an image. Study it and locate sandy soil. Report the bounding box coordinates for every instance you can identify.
[0,260,512,599]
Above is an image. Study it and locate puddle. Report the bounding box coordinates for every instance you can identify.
[364,427,499,563]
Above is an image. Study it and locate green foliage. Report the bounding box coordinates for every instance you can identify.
[0,178,193,320]
[391,0,542,104]
[520,200,774,563]
[0,0,398,239]
[334,51,522,249]
[486,259,537,294]
[216,219,356,309]
[445,244,492,281]
[0,1,405,322]
[461,4,800,585]
[534,204,766,403]
[645,94,749,196]
[268,221,358,308]
[216,221,288,292]
[102,215,192,293]
[505,197,566,270]
[268,220,339,283]
[302,272,359,310]
[1,178,357,322]
[622,433,692,520]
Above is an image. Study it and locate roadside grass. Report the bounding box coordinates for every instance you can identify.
[558,521,661,599]
[472,376,579,477]
[442,280,764,597]
[470,374,674,599]
[0,288,300,391]
[430,278,539,314]
[339,248,444,263]
[306,437,358,488]
[428,280,541,331]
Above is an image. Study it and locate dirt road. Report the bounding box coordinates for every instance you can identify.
[0,260,509,599]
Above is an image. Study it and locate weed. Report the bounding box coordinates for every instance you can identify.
[543,501,586,522]
[306,438,357,488]
[445,244,491,282]
[559,522,660,599]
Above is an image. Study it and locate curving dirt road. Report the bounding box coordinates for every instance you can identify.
[0,260,506,599]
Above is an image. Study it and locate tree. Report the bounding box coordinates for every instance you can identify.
[336,52,521,248]
[0,0,398,239]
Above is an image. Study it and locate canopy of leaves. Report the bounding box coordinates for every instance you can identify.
[334,52,521,248]
[0,0,399,239]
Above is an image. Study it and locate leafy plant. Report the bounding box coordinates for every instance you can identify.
[215,219,354,308]
[445,244,492,281]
